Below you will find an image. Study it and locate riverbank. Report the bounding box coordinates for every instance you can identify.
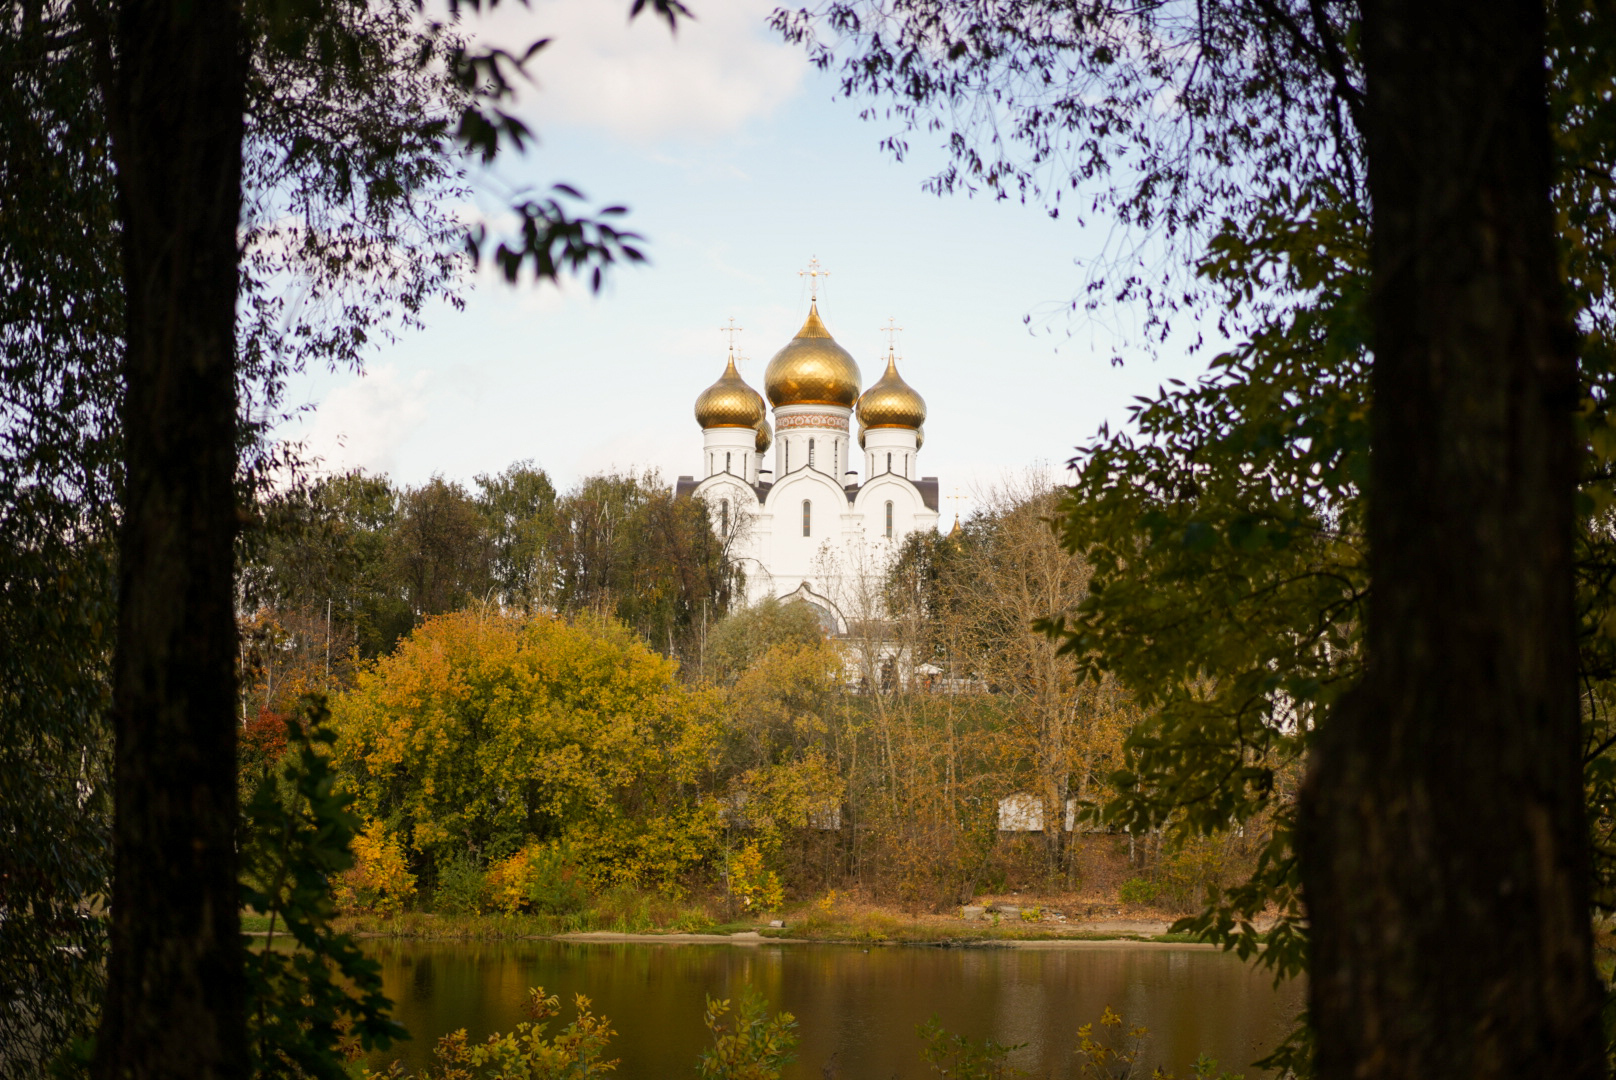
[299,904,1213,947]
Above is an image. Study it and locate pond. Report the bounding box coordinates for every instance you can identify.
[365,938,1304,1078]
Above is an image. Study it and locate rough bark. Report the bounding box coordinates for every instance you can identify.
[93,0,248,1076]
[1295,1,1604,1076]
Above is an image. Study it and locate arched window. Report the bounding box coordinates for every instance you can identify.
[785,443,790,472]
[720,499,730,533]
[885,500,894,539]
[905,453,910,476]
[834,443,839,475]
[886,452,892,473]
[802,500,812,537]
[808,437,816,467]
[725,451,732,473]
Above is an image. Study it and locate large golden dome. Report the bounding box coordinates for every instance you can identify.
[695,355,766,429]
[857,352,926,429]
[755,417,773,452]
[764,304,862,408]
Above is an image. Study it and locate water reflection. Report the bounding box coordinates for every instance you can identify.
[368,940,1303,1078]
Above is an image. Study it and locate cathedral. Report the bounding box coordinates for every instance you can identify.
[676,291,940,634]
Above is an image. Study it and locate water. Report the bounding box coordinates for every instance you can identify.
[367,939,1303,1078]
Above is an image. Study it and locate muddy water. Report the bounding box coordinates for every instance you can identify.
[367,939,1303,1078]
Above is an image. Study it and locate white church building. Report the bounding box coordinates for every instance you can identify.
[675,297,940,634]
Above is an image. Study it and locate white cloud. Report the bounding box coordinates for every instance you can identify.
[299,365,430,478]
[468,0,807,142]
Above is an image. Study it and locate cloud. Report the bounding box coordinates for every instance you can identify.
[298,365,430,478]
[469,0,807,142]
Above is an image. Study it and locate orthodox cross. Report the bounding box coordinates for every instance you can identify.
[946,489,969,530]
[720,317,743,355]
[881,317,903,353]
[799,256,829,301]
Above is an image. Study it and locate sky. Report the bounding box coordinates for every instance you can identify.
[278,0,1216,523]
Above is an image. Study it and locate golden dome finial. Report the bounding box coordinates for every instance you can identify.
[695,348,766,429]
[857,348,926,429]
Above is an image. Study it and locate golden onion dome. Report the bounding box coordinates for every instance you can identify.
[755,417,773,453]
[764,304,862,408]
[857,351,926,429]
[694,355,766,429]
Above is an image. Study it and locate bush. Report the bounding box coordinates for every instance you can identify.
[434,850,488,915]
[727,841,784,914]
[337,820,417,915]
[697,989,798,1080]
[485,842,588,916]
[1117,877,1157,906]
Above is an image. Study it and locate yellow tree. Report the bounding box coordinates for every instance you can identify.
[332,610,723,892]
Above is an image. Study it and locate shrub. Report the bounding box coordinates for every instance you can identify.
[485,842,588,916]
[1117,877,1157,906]
[395,987,617,1079]
[727,841,784,914]
[336,820,417,915]
[697,989,798,1080]
[434,850,488,915]
[673,909,717,933]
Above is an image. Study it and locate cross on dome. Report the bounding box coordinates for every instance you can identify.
[799,256,829,302]
[720,316,743,355]
[881,317,903,352]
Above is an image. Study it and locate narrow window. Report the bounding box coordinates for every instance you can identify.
[885,501,894,539]
[834,443,839,475]
[785,443,790,472]
[725,451,731,473]
[809,437,816,467]
[720,499,730,533]
[802,500,811,537]
[905,453,910,476]
[886,452,892,473]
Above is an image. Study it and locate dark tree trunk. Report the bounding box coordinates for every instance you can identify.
[1296,1,1604,1076]
[93,0,247,1076]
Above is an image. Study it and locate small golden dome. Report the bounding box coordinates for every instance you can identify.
[755,417,773,453]
[764,304,862,408]
[857,352,926,429]
[695,355,766,429]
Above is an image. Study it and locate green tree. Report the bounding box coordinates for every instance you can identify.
[704,597,826,686]
[553,472,737,666]
[0,0,688,1074]
[779,0,1615,1071]
[391,476,494,619]
[476,460,560,611]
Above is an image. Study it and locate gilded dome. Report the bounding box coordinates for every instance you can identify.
[856,352,926,429]
[694,355,766,429]
[764,304,862,408]
[755,417,773,453]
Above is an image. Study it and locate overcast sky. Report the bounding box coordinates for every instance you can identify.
[277,0,1215,525]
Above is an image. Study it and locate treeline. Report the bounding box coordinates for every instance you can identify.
[239,463,737,714]
[271,477,1253,919]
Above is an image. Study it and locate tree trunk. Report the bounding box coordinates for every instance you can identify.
[1295,1,1604,1076]
[93,0,247,1077]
